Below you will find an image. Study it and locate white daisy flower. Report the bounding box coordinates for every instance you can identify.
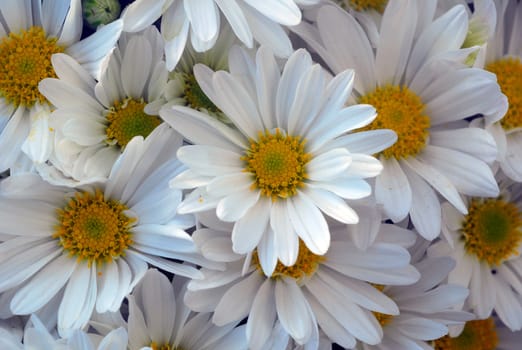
[294,1,505,240]
[0,314,128,350]
[436,0,497,66]
[0,0,123,172]
[164,23,240,124]
[161,46,397,269]
[184,209,420,349]
[0,124,207,337]
[121,0,321,70]
[429,174,522,330]
[354,255,473,350]
[92,268,248,350]
[37,26,169,186]
[474,0,522,182]
[431,315,522,350]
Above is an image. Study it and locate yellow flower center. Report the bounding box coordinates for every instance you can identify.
[252,240,325,283]
[486,57,522,131]
[358,85,430,159]
[371,284,393,327]
[461,198,522,266]
[106,98,162,148]
[0,26,63,107]
[150,342,176,350]
[183,72,220,113]
[242,129,311,200]
[433,318,498,350]
[339,0,388,12]
[53,189,135,266]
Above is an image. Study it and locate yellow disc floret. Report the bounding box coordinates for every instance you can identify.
[433,318,498,350]
[461,198,522,266]
[242,129,311,200]
[53,189,135,265]
[0,26,63,107]
[150,342,175,350]
[486,57,522,131]
[341,0,388,12]
[182,72,220,113]
[253,240,325,284]
[358,85,430,159]
[106,98,162,148]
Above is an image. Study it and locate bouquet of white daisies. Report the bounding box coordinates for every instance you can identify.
[0,0,521,349]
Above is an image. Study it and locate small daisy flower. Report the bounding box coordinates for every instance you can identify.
[429,174,522,330]
[164,23,240,124]
[37,26,169,186]
[294,1,505,240]
[184,209,420,349]
[431,315,522,350]
[161,46,396,269]
[93,268,248,350]
[354,255,473,350]
[0,124,206,337]
[0,314,128,350]
[0,0,123,172]
[475,0,522,182]
[121,0,321,70]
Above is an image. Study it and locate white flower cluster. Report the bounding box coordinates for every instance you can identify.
[0,0,521,349]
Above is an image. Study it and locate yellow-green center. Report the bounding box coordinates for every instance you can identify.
[53,189,135,266]
[486,57,522,131]
[151,343,179,350]
[242,129,311,200]
[183,72,220,113]
[358,85,430,159]
[461,198,522,265]
[253,240,324,283]
[337,0,388,12]
[433,318,498,350]
[106,98,162,148]
[0,26,63,107]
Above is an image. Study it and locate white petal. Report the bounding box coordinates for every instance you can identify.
[275,280,314,344]
[58,264,97,336]
[11,254,75,315]
[231,196,270,254]
[247,279,277,350]
[213,272,263,326]
[217,189,260,222]
[304,188,359,224]
[419,145,498,197]
[184,0,219,42]
[307,148,351,181]
[289,192,330,255]
[270,200,298,267]
[375,157,412,222]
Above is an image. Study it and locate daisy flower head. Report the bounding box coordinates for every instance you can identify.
[0,314,128,350]
[164,23,240,124]
[0,124,206,337]
[429,173,522,330]
[431,315,522,350]
[353,252,473,349]
[294,0,505,241]
[0,0,123,172]
[121,0,321,70]
[161,45,397,266]
[474,0,522,182]
[95,268,248,350]
[37,26,170,186]
[184,209,420,349]
[436,0,497,67]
